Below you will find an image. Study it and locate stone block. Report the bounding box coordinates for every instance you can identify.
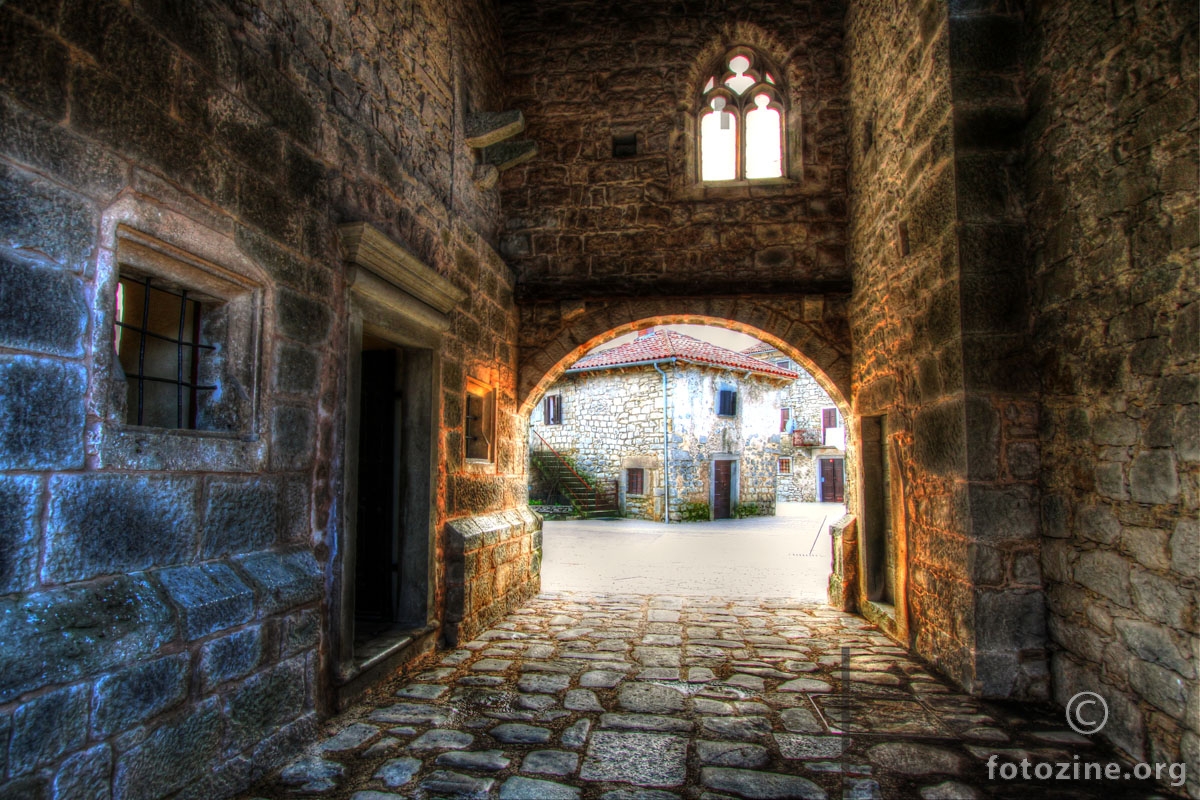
[270,405,313,471]
[0,92,126,199]
[44,473,198,582]
[968,484,1037,541]
[0,9,69,118]
[201,478,279,558]
[0,474,40,594]
[275,288,330,346]
[235,549,322,614]
[1130,567,1189,629]
[1114,618,1192,678]
[0,253,88,356]
[92,654,190,737]
[224,657,308,754]
[273,342,320,395]
[155,563,254,640]
[1129,659,1188,715]
[974,588,1046,652]
[914,399,967,476]
[52,743,111,800]
[1170,518,1198,578]
[1129,451,1180,505]
[0,576,176,703]
[281,609,319,656]
[200,626,263,690]
[963,396,999,481]
[0,356,86,471]
[9,683,88,775]
[114,698,223,800]
[1075,550,1131,608]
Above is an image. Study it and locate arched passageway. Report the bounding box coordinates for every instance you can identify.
[516,295,851,419]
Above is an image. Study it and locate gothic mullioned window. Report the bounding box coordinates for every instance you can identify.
[699,48,785,181]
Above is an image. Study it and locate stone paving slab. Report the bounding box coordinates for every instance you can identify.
[237,592,1175,799]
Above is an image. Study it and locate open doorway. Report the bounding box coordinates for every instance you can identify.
[335,324,438,705]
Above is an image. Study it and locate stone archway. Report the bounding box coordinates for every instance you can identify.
[517,294,852,418]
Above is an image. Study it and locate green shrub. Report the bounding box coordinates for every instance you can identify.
[733,502,760,518]
[679,501,710,522]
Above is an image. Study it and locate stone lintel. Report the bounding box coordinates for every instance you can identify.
[338,222,466,315]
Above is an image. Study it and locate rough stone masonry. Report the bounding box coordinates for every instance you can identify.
[0,0,1194,797]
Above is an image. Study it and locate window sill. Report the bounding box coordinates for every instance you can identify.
[95,422,267,472]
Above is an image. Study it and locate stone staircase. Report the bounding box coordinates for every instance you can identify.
[530,450,619,519]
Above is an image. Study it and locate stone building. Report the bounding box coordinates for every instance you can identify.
[744,342,848,503]
[0,0,1195,797]
[530,328,798,521]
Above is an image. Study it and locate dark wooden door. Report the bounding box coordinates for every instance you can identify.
[713,460,733,519]
[820,458,845,502]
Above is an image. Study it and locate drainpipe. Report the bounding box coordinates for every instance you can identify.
[653,361,672,524]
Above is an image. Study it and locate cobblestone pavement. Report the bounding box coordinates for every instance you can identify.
[241,592,1174,799]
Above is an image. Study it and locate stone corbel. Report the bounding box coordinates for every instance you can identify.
[464,110,538,188]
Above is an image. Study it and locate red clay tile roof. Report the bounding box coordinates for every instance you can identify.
[741,342,779,356]
[568,329,799,379]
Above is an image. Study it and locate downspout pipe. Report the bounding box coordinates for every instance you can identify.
[652,360,675,524]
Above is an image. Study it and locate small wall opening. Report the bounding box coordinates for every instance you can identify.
[859,414,894,605]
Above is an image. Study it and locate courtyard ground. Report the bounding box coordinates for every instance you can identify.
[540,502,842,599]
[237,505,1177,799]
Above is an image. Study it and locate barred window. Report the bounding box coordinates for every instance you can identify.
[115,274,217,429]
[778,457,791,474]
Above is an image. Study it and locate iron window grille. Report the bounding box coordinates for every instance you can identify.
[778,457,791,474]
[115,274,217,429]
[627,467,645,495]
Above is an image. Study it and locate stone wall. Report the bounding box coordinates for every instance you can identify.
[498,0,849,299]
[0,1,529,797]
[530,363,785,521]
[846,0,1049,700]
[844,0,970,679]
[1023,0,1198,786]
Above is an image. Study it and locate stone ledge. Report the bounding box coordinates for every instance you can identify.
[155,563,254,640]
[234,549,323,615]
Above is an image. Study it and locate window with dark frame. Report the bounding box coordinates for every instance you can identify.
[115,273,217,429]
[780,407,790,432]
[544,394,563,425]
[778,457,791,474]
[717,388,738,417]
[627,467,645,495]
[822,407,841,429]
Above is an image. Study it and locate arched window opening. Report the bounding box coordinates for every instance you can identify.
[698,48,785,182]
